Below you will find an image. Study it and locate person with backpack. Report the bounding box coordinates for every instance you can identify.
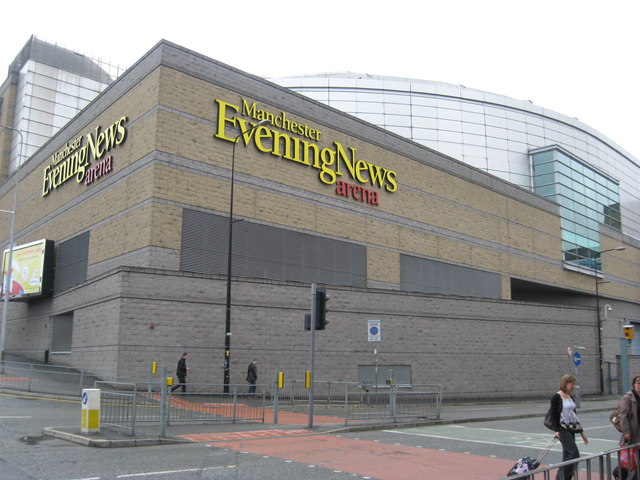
[548,374,589,480]
[612,375,640,479]
[618,375,640,444]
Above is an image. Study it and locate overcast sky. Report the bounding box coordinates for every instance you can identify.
[3,0,639,159]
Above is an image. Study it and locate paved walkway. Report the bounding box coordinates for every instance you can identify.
[40,394,618,447]
[3,382,620,480]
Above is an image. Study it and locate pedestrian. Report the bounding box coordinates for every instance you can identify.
[613,374,640,480]
[246,359,258,394]
[171,352,189,394]
[618,374,640,443]
[548,374,589,480]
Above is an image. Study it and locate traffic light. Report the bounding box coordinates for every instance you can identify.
[304,288,330,330]
[315,287,329,330]
[623,325,634,340]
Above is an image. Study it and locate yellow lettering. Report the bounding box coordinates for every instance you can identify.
[42,166,51,196]
[215,99,240,141]
[116,116,128,144]
[334,142,355,178]
[253,125,273,153]
[319,148,338,184]
[385,170,398,192]
[355,160,369,183]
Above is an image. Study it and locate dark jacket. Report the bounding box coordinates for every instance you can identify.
[246,362,257,382]
[176,357,187,377]
[549,392,578,432]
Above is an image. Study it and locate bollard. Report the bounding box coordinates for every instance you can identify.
[81,389,100,433]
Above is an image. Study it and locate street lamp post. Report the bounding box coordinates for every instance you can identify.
[223,120,268,393]
[594,246,625,395]
[0,125,24,363]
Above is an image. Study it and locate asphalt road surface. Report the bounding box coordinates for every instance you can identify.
[0,392,623,480]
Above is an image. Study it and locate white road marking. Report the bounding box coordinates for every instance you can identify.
[384,424,618,456]
[115,465,235,478]
[455,406,516,411]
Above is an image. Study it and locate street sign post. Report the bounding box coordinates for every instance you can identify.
[368,320,381,342]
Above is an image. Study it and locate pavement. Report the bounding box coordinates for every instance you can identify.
[39,394,621,448]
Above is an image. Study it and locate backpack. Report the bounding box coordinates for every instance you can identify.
[610,398,626,433]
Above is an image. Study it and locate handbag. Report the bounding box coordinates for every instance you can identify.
[543,408,556,430]
[620,444,637,471]
[561,422,583,433]
[544,393,563,431]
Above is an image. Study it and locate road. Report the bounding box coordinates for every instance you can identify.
[0,392,623,480]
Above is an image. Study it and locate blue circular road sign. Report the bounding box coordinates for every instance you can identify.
[572,351,582,367]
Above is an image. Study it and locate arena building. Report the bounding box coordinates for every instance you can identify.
[0,40,638,400]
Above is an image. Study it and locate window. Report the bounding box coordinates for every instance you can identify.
[531,147,622,270]
[54,232,89,292]
[50,312,73,353]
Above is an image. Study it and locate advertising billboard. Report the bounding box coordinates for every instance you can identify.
[1,239,54,301]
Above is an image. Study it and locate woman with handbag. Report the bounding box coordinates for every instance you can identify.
[614,375,640,479]
[548,374,589,480]
[619,375,640,443]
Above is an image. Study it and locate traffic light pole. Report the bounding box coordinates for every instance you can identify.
[308,283,317,428]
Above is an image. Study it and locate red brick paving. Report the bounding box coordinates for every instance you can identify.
[209,434,514,480]
[0,377,33,382]
[181,429,313,442]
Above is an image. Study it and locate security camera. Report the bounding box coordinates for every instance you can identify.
[606,305,613,312]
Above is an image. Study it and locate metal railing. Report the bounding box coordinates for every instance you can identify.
[0,360,121,396]
[272,381,442,426]
[500,442,640,479]
[97,381,266,435]
[2,360,443,431]
[283,380,362,406]
[344,384,442,424]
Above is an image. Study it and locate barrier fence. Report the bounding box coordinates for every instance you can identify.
[97,381,266,435]
[0,360,121,396]
[1,360,442,432]
[274,381,442,426]
[499,442,640,480]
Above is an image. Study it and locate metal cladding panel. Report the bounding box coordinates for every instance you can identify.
[180,209,366,287]
[400,254,501,299]
[54,232,89,293]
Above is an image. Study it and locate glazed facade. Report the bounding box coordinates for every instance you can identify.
[0,37,119,176]
[274,74,640,270]
[0,42,637,400]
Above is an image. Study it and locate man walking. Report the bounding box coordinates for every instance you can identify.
[171,352,189,394]
[246,359,258,394]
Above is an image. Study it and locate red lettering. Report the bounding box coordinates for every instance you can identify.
[333,180,379,206]
[84,155,115,186]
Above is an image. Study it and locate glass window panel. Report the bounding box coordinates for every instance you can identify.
[385,103,411,115]
[462,122,486,135]
[438,119,462,132]
[356,92,384,102]
[438,130,463,143]
[462,133,486,147]
[412,116,438,129]
[357,113,385,124]
[357,102,384,113]
[412,105,437,117]
[438,108,462,121]
[486,136,508,149]
[534,173,556,187]
[386,125,412,137]
[462,111,485,124]
[384,114,412,127]
[330,101,358,112]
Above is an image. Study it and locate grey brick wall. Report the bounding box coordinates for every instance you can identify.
[7,266,598,401]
